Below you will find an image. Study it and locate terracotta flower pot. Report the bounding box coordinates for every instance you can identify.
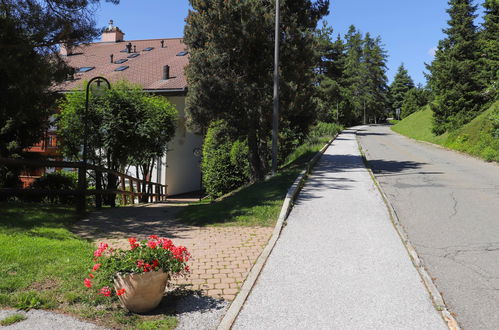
[114,270,169,313]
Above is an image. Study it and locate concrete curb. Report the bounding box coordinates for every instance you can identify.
[355,131,460,330]
[216,134,338,330]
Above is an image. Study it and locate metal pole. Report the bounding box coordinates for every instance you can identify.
[271,0,280,176]
[77,77,111,213]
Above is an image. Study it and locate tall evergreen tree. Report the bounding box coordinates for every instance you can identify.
[184,0,329,180]
[362,33,389,123]
[426,0,483,134]
[341,25,365,125]
[478,0,499,101]
[388,64,414,115]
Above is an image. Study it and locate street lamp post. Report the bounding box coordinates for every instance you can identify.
[271,0,280,176]
[77,76,111,213]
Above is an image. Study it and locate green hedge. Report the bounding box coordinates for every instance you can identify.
[202,120,250,198]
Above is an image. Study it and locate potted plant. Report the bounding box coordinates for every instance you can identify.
[84,235,190,313]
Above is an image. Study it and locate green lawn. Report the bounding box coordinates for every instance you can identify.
[392,102,499,162]
[179,132,340,227]
[0,202,177,329]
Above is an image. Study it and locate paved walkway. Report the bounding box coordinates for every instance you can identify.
[73,204,272,301]
[233,128,446,329]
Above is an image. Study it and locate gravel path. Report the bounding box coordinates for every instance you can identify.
[233,128,446,329]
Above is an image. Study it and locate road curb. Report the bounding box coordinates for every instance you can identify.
[217,134,338,330]
[355,131,460,330]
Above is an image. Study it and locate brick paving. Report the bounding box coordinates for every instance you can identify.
[73,203,273,301]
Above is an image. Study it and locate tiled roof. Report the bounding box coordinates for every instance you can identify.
[55,38,188,93]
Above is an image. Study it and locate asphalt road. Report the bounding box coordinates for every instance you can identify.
[357,125,499,330]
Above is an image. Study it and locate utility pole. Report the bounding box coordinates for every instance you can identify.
[363,99,366,125]
[271,0,280,176]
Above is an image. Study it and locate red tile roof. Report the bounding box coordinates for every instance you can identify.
[55,38,188,93]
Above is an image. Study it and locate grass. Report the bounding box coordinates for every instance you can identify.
[0,313,27,326]
[392,102,499,162]
[0,202,177,329]
[179,124,341,227]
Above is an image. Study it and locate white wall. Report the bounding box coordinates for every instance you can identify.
[131,95,203,197]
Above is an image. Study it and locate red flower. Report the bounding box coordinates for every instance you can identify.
[137,260,144,268]
[147,240,158,249]
[128,237,139,249]
[99,286,111,297]
[93,249,103,257]
[152,259,159,269]
[98,242,109,251]
[148,235,159,240]
[184,266,190,272]
[92,263,101,272]
[88,273,94,279]
[84,278,92,288]
[159,238,174,250]
[116,288,126,296]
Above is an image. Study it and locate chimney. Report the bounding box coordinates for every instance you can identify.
[163,65,170,80]
[101,19,125,42]
[133,45,136,53]
[110,54,114,63]
[160,40,164,48]
[126,42,132,53]
[60,43,73,56]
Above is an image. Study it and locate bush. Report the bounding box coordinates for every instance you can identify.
[28,171,77,204]
[202,120,250,198]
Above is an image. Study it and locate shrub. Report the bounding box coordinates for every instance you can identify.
[28,171,77,204]
[202,120,250,198]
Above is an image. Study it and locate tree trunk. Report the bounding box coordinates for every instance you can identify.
[247,120,264,181]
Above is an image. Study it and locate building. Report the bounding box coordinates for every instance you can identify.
[54,21,202,196]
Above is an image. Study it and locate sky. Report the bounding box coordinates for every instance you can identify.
[94,0,486,86]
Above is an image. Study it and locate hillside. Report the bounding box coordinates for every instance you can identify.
[392,102,499,162]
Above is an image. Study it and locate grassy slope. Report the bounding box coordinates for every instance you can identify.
[180,132,340,227]
[0,203,177,329]
[392,102,499,162]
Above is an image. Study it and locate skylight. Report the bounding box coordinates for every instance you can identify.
[120,49,128,53]
[114,59,128,64]
[78,67,95,73]
[114,66,129,72]
[143,47,154,51]
[127,53,140,58]
[176,51,188,56]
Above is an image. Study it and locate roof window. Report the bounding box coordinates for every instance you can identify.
[176,51,188,56]
[78,67,95,73]
[114,59,128,64]
[114,65,129,72]
[143,47,154,51]
[127,53,140,58]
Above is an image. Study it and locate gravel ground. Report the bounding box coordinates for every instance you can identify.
[0,293,228,330]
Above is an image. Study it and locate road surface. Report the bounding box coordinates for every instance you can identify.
[357,125,499,330]
[234,128,445,329]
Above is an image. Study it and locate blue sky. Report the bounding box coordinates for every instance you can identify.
[94,0,486,85]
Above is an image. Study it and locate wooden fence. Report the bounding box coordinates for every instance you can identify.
[0,157,167,211]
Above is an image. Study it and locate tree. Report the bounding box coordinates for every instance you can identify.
[401,86,432,118]
[184,0,329,181]
[0,0,118,187]
[388,64,414,115]
[362,33,389,123]
[57,82,177,206]
[478,0,499,102]
[341,25,365,125]
[426,0,483,134]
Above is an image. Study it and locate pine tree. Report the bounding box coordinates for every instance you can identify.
[478,0,499,101]
[426,0,483,134]
[184,0,329,180]
[388,64,414,115]
[362,33,389,123]
[341,25,365,125]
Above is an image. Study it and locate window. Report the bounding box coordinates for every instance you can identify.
[114,59,128,64]
[127,53,140,58]
[114,66,129,72]
[143,47,154,51]
[176,51,188,56]
[120,49,128,53]
[78,67,95,73]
